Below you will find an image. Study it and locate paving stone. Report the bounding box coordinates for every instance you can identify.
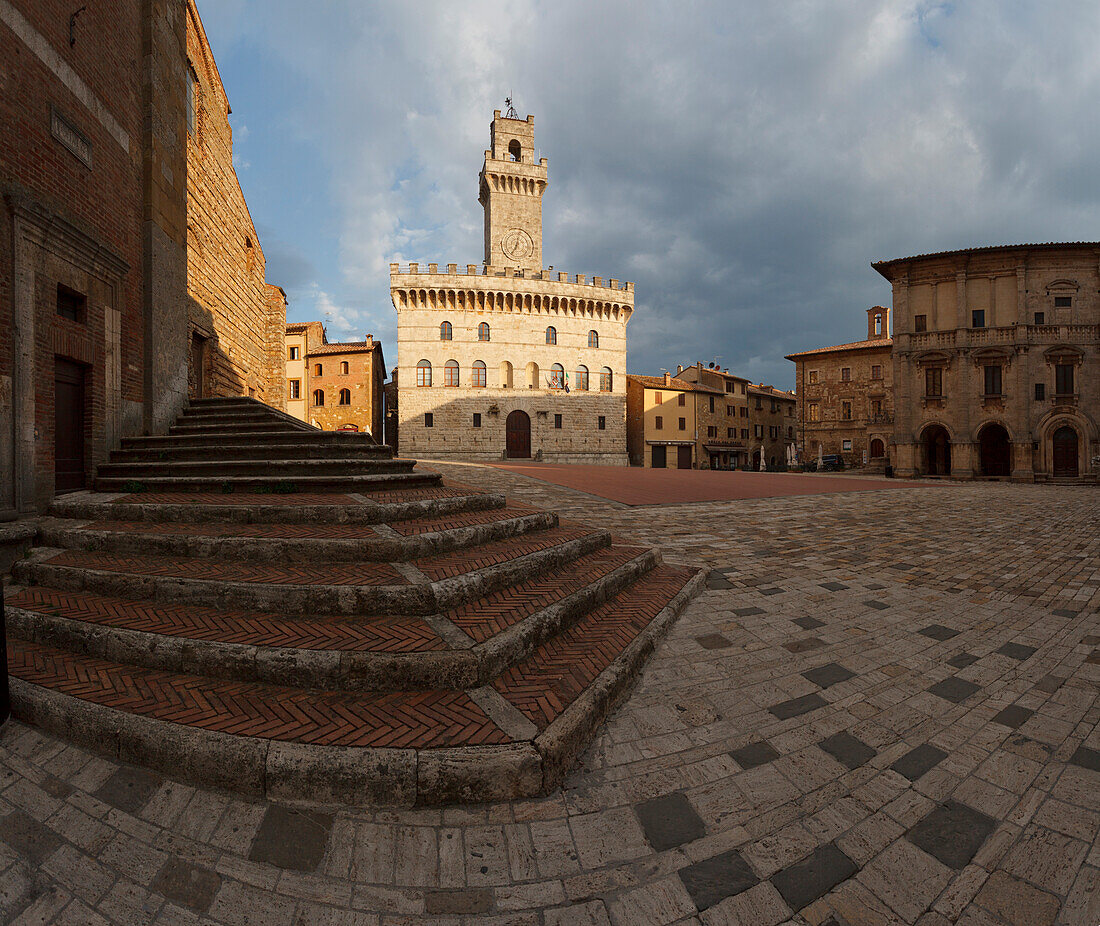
[730,741,780,771]
[424,888,491,915]
[770,842,857,912]
[819,582,848,591]
[0,809,63,865]
[783,637,826,654]
[947,652,979,669]
[863,600,889,610]
[695,634,732,650]
[818,733,876,770]
[996,642,1037,661]
[1069,744,1100,772]
[919,625,959,641]
[678,848,758,912]
[1051,608,1078,618]
[801,663,856,689]
[635,792,707,852]
[927,677,980,704]
[769,693,828,720]
[991,705,1034,729]
[792,617,825,630]
[150,855,221,914]
[248,806,333,873]
[706,572,733,590]
[94,765,162,816]
[974,869,1059,926]
[1033,674,1064,694]
[733,607,764,617]
[890,744,948,782]
[758,587,783,596]
[906,801,997,869]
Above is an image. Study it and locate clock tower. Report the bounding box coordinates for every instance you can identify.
[479,108,548,272]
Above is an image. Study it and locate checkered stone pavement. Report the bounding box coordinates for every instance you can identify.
[1,465,1097,925]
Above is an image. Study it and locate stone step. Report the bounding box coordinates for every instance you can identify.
[4,543,658,691]
[168,420,308,435]
[6,563,702,803]
[113,440,390,462]
[93,471,443,494]
[96,458,417,479]
[13,526,612,616]
[35,505,556,563]
[122,431,376,450]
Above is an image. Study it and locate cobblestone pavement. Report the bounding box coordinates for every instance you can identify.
[1,465,1097,925]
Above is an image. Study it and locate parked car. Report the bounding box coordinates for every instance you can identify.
[819,454,845,471]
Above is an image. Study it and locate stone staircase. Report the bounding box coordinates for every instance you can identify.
[5,398,702,805]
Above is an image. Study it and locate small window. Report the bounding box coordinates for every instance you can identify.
[472,360,487,387]
[186,65,197,135]
[808,370,818,384]
[787,427,793,438]
[728,428,734,438]
[341,361,349,375]
[678,393,686,407]
[871,398,882,416]
[554,414,562,429]
[575,365,589,390]
[740,406,747,418]
[312,389,324,406]
[598,416,606,430]
[740,383,746,394]
[709,396,715,413]
[546,326,557,345]
[809,403,820,422]
[983,365,1002,397]
[314,363,323,376]
[473,413,481,428]
[588,330,599,348]
[288,379,300,400]
[741,428,748,439]
[871,364,882,380]
[416,359,432,387]
[841,368,851,382]
[1035,383,1045,401]
[508,139,521,162]
[925,367,943,397]
[424,412,433,428]
[842,401,852,420]
[444,359,460,386]
[478,322,490,341]
[770,400,777,413]
[288,346,299,360]
[1054,296,1072,308]
[727,405,733,416]
[914,315,927,332]
[678,417,686,431]
[654,415,664,430]
[1034,312,1045,325]
[599,367,613,392]
[754,425,763,438]
[654,391,663,405]
[440,321,452,340]
[707,426,717,438]
[57,284,85,322]
[1055,364,1074,395]
[755,397,762,410]
[550,363,564,388]
[971,309,985,328]
[339,388,351,405]
[842,439,853,452]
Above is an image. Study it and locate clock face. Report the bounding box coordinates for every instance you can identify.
[501,228,533,261]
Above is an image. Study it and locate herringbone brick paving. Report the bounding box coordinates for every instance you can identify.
[8,638,509,748]
[415,525,598,580]
[5,587,447,652]
[109,492,359,506]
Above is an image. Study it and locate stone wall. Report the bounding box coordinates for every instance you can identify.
[748,387,798,468]
[302,345,384,438]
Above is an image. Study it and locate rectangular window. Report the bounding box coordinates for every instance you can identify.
[727,428,734,438]
[186,66,196,135]
[709,396,715,413]
[424,413,433,428]
[770,400,777,413]
[654,391,663,404]
[1034,311,1045,325]
[707,426,717,438]
[288,345,299,360]
[842,401,852,420]
[739,406,747,418]
[754,425,763,439]
[554,414,562,429]
[678,417,686,431]
[288,379,301,400]
[809,371,819,384]
[1055,364,1074,395]
[597,416,606,430]
[808,403,820,422]
[983,365,1002,396]
[971,309,985,328]
[755,397,762,409]
[727,405,733,416]
[1034,383,1045,401]
[925,367,943,397]
[841,368,851,382]
[740,383,746,394]
[1054,296,1072,308]
[871,398,881,416]
[871,364,882,380]
[473,413,482,428]
[725,381,734,393]
[842,439,853,452]
[57,284,85,322]
[740,428,748,439]
[677,393,686,407]
[914,315,927,332]
[655,415,663,430]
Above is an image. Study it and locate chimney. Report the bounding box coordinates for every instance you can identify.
[663,371,672,386]
[676,364,683,374]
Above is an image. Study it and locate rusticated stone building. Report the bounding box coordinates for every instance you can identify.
[748,384,798,469]
[787,307,894,468]
[626,373,727,468]
[391,110,633,464]
[671,363,752,468]
[874,243,1099,480]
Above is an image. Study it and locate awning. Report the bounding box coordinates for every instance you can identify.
[646,440,694,446]
[705,444,744,451]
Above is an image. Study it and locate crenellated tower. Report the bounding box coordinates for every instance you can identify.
[479,110,548,272]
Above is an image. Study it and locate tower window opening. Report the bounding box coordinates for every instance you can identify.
[508,139,521,162]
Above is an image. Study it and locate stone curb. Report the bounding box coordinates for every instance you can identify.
[93,472,444,493]
[97,459,418,480]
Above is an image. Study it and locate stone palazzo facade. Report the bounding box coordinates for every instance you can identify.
[391,111,633,464]
[874,243,1099,481]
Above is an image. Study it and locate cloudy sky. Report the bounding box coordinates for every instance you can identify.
[200,0,1100,390]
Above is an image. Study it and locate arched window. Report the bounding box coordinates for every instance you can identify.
[478,322,490,341]
[444,359,460,386]
[340,361,349,374]
[588,330,599,348]
[472,360,487,387]
[312,389,324,406]
[416,359,432,387]
[440,320,452,340]
[508,139,521,162]
[545,326,557,345]
[500,360,513,389]
[339,388,351,405]
[599,366,613,392]
[550,363,564,388]
[314,363,323,376]
[526,361,539,389]
[576,365,589,391]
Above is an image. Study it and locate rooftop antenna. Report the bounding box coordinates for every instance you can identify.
[504,95,519,120]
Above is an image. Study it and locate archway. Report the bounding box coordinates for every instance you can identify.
[506,410,531,459]
[869,438,885,459]
[978,423,1011,477]
[1052,426,1079,477]
[922,425,951,476]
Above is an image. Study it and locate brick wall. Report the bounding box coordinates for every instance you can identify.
[302,345,384,437]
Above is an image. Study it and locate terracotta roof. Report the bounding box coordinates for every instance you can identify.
[285,322,312,331]
[785,337,892,360]
[627,374,724,394]
[748,384,796,400]
[872,241,1100,277]
[310,341,377,356]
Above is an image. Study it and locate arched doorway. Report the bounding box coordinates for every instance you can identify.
[1052,426,1079,477]
[869,438,885,459]
[978,424,1011,477]
[752,449,761,471]
[505,410,531,459]
[922,425,951,476]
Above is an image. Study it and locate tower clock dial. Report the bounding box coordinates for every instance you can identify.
[501,228,533,262]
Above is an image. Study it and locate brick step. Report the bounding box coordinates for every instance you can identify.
[50,486,502,525]
[36,506,556,563]
[93,471,443,494]
[168,420,314,435]
[5,544,658,691]
[13,526,611,616]
[114,440,390,463]
[121,431,383,451]
[96,457,417,479]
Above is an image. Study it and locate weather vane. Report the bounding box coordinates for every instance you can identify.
[504,95,518,119]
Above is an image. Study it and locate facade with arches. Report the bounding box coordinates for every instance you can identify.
[875,243,1099,481]
[391,110,633,464]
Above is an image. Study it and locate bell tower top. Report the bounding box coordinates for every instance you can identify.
[479,108,548,271]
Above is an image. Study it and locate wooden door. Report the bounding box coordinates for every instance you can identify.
[505,410,530,459]
[190,333,205,399]
[54,359,85,493]
[676,445,692,469]
[1052,426,1078,477]
[651,446,666,468]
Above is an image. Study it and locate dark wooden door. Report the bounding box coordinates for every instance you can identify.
[676,445,692,469]
[190,333,206,398]
[925,427,951,475]
[505,410,530,458]
[979,425,1011,477]
[1052,426,1078,477]
[55,359,85,493]
[651,446,666,468]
